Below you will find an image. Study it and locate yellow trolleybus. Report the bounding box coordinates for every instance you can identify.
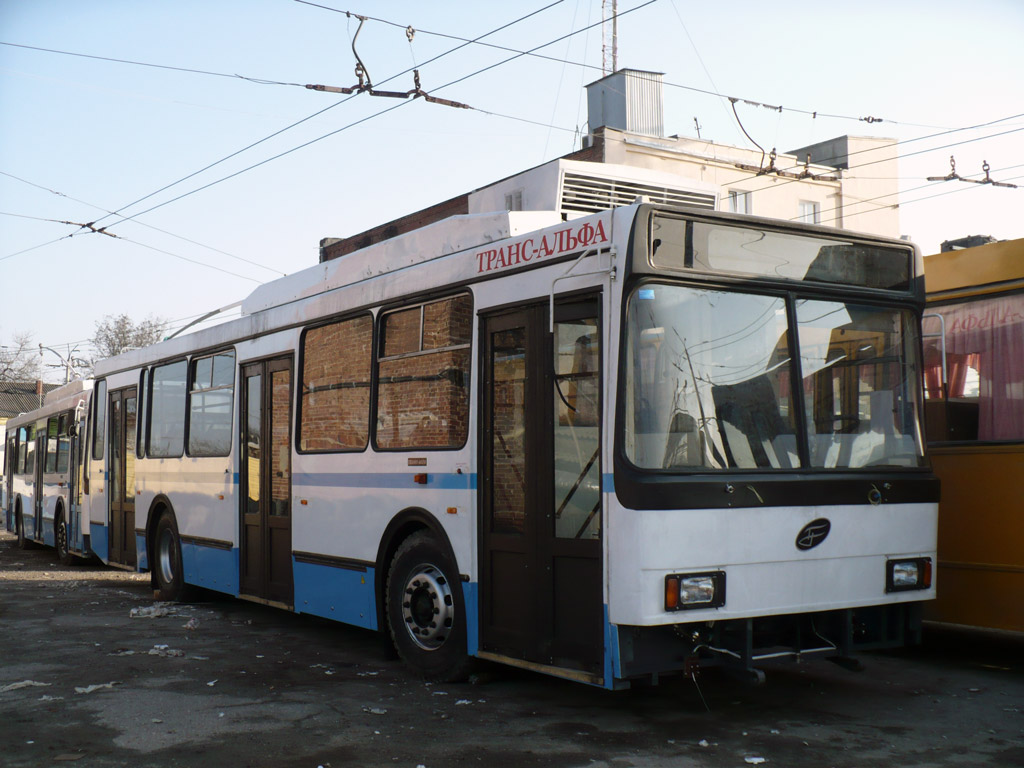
[923,238,1024,632]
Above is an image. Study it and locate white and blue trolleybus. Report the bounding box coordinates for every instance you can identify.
[4,380,93,563]
[34,203,936,687]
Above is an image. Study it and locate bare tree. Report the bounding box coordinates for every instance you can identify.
[0,330,41,384]
[91,314,167,361]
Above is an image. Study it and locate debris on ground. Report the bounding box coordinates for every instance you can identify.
[0,680,51,693]
[148,644,185,657]
[363,707,388,715]
[182,617,199,630]
[744,758,766,765]
[74,682,119,695]
[130,605,170,619]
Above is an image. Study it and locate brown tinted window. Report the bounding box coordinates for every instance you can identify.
[377,294,472,450]
[300,315,372,452]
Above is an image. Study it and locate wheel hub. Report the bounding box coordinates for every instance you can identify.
[157,527,176,586]
[401,564,454,651]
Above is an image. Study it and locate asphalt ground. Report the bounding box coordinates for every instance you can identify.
[0,530,1021,768]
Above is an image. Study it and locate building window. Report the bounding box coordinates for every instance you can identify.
[799,201,821,224]
[376,294,472,450]
[505,189,524,212]
[726,190,751,215]
[300,315,372,452]
[188,351,235,456]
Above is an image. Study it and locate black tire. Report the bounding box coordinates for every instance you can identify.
[15,507,34,550]
[152,513,188,602]
[55,511,75,566]
[385,531,472,683]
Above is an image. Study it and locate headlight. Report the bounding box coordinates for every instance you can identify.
[886,557,932,592]
[665,571,726,611]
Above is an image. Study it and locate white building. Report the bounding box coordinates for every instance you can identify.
[322,69,900,262]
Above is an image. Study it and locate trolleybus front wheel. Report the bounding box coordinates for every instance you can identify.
[386,531,471,683]
[153,512,187,602]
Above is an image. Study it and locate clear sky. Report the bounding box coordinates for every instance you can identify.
[2,0,1022,380]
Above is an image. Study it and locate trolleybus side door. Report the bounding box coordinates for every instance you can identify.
[239,357,294,606]
[33,420,44,541]
[480,298,603,673]
[108,387,137,566]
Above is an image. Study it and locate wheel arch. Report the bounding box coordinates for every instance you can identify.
[374,507,460,635]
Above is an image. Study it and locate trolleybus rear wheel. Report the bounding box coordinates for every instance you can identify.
[385,531,471,683]
[15,507,33,550]
[153,512,187,602]
[56,511,74,565]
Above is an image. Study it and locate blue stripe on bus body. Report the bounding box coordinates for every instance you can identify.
[181,541,239,595]
[135,533,149,570]
[91,522,109,562]
[601,473,615,493]
[293,559,378,631]
[463,581,479,656]
[293,472,476,491]
[604,604,619,689]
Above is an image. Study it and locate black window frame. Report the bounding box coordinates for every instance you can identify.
[147,358,188,459]
[92,379,107,461]
[297,312,374,455]
[372,292,474,453]
[186,349,236,458]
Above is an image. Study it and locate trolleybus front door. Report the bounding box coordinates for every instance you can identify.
[108,387,137,566]
[239,357,294,607]
[480,299,603,673]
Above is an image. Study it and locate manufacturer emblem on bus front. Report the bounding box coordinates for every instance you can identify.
[796,519,831,551]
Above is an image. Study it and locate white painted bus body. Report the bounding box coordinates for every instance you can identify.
[85,204,937,687]
[4,380,92,557]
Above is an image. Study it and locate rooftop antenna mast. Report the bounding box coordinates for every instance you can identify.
[602,0,618,75]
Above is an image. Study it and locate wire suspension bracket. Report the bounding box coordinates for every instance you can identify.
[304,14,470,109]
[927,155,1018,188]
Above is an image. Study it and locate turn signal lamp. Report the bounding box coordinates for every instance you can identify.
[885,557,932,592]
[665,571,726,611]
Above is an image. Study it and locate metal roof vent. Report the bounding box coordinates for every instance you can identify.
[560,172,716,215]
[586,69,664,138]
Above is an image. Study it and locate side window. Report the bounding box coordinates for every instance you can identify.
[300,315,372,452]
[376,294,472,450]
[923,292,1024,442]
[149,360,188,458]
[188,351,235,456]
[25,425,36,475]
[15,429,25,474]
[137,369,148,459]
[56,412,70,473]
[45,416,59,473]
[92,379,107,460]
[16,428,25,473]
